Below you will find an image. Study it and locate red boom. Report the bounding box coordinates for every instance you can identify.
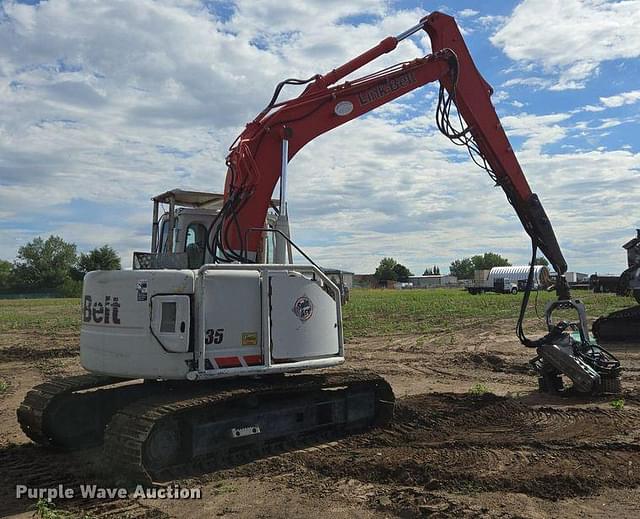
[220,11,567,274]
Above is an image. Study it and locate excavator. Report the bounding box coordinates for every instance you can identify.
[18,11,621,483]
[593,229,640,341]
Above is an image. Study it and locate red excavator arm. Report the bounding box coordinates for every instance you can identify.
[215,11,621,395]
[217,11,567,276]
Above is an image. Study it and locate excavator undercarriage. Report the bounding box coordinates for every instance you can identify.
[592,230,640,343]
[18,371,394,483]
[593,306,640,343]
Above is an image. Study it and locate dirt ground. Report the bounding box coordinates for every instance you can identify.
[1,318,640,518]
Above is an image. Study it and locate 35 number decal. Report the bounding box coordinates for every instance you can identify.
[205,328,224,345]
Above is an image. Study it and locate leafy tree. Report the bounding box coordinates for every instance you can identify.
[450,253,511,280]
[449,258,475,279]
[374,258,412,282]
[0,260,12,290]
[12,236,77,290]
[530,256,549,267]
[375,257,399,282]
[393,263,412,282]
[76,245,121,276]
[470,252,511,270]
[60,278,83,298]
[423,265,441,275]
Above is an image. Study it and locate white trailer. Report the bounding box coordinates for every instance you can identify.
[468,265,551,294]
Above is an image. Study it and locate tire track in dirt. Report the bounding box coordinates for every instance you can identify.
[2,391,639,518]
[272,392,640,516]
[0,345,79,362]
[0,443,168,518]
[388,393,640,442]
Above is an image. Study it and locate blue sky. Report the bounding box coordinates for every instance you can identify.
[0,0,638,275]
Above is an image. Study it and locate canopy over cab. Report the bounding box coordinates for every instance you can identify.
[132,189,281,270]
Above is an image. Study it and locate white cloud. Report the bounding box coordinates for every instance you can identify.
[600,90,640,108]
[458,9,479,18]
[577,89,640,113]
[282,105,639,275]
[477,15,507,27]
[491,90,509,103]
[500,112,572,153]
[502,77,552,90]
[492,0,640,90]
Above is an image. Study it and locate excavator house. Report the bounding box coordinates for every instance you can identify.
[18,11,621,482]
[593,229,640,341]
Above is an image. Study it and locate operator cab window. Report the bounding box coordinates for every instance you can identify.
[159,218,169,253]
[265,226,276,263]
[158,215,179,254]
[185,223,207,268]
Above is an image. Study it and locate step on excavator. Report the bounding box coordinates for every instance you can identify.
[18,11,621,483]
[593,230,640,342]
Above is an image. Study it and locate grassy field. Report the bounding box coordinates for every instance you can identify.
[0,298,80,333]
[0,290,634,340]
[343,288,633,339]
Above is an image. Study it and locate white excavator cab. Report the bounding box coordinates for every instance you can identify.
[133,189,288,269]
[80,188,346,381]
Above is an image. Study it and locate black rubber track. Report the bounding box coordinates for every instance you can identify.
[103,371,395,483]
[593,305,640,343]
[17,374,124,447]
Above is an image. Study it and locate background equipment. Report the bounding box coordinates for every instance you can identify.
[593,230,640,342]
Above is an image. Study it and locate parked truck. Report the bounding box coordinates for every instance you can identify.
[589,274,621,293]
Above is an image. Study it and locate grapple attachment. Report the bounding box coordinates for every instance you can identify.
[530,299,621,394]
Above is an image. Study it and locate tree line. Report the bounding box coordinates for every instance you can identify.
[0,235,121,296]
[374,253,549,282]
[2,236,550,293]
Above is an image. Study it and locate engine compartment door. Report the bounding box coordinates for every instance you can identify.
[269,271,340,361]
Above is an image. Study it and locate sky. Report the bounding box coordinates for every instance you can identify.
[0,0,638,276]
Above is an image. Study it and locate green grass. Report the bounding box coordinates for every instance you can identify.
[32,499,71,519]
[212,480,237,495]
[0,298,80,333]
[0,378,7,393]
[342,288,634,339]
[610,398,625,410]
[469,383,490,396]
[0,290,633,342]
